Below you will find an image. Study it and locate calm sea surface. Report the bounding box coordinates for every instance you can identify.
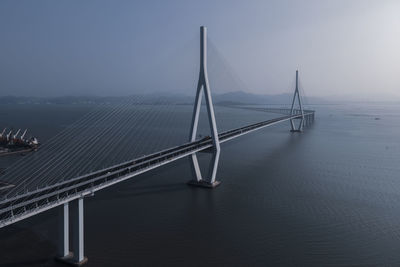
[0,102,400,266]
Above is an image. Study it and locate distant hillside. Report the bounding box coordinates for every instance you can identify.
[214,91,286,105]
[214,91,326,105]
[0,91,326,105]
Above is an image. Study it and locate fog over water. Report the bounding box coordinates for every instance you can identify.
[0,0,399,100]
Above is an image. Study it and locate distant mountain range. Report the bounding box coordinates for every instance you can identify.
[0,91,326,105]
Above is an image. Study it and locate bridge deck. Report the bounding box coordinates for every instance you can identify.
[0,111,314,228]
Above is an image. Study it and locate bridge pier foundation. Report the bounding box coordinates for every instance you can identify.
[188,150,221,188]
[188,179,221,188]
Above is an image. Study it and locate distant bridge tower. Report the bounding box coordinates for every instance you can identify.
[290,70,305,132]
[188,26,221,188]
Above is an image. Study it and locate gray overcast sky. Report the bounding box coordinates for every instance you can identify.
[0,0,399,100]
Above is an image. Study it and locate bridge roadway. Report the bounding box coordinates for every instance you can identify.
[0,111,314,228]
[220,105,315,116]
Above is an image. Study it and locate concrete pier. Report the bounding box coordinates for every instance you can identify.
[56,198,88,266]
[188,179,221,188]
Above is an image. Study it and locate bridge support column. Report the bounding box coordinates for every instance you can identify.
[72,197,87,265]
[57,203,72,260]
[56,198,87,266]
[187,26,221,188]
[290,70,305,132]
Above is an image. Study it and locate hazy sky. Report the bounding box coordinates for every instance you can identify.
[0,0,399,100]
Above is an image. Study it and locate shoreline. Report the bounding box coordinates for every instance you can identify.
[0,148,35,157]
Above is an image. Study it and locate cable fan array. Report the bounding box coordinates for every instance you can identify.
[0,96,191,201]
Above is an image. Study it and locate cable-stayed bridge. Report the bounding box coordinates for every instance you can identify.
[0,26,315,266]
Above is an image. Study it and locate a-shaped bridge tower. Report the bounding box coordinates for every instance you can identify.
[187,26,221,188]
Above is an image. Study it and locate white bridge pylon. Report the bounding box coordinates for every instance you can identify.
[188,26,221,188]
[290,70,305,132]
